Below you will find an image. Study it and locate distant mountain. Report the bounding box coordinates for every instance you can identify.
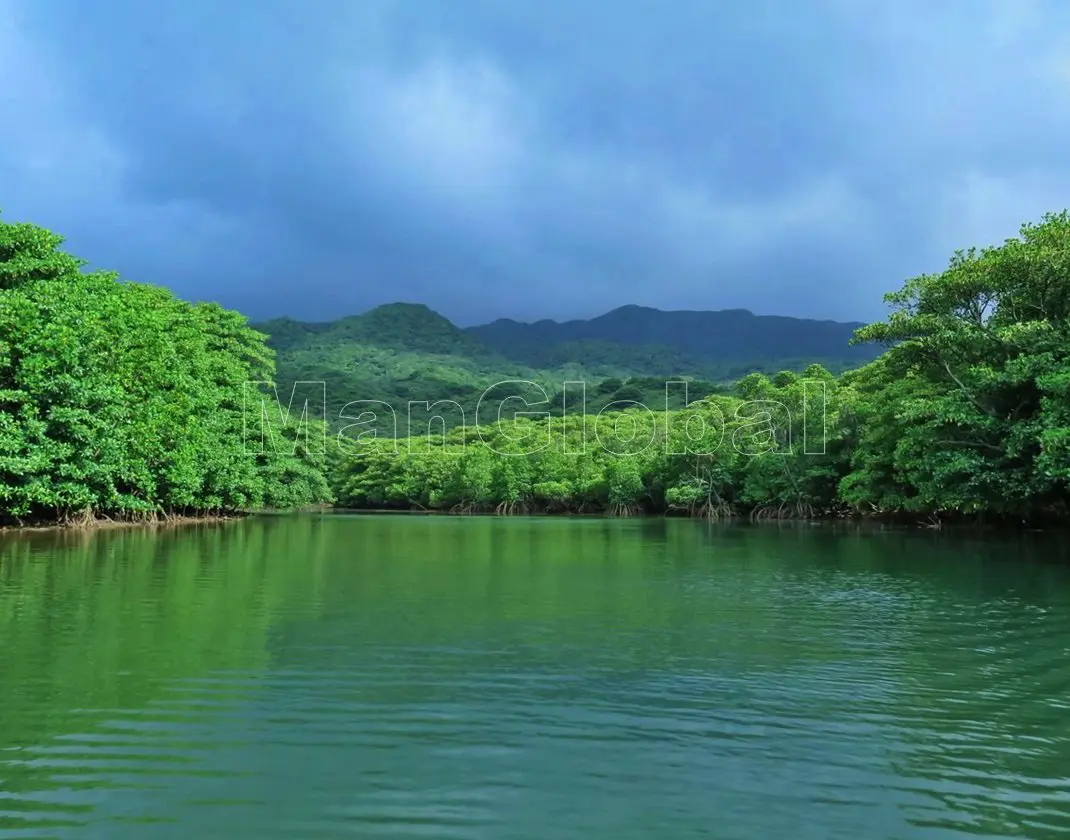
[465,304,876,367]
[251,302,878,431]
[256,303,493,358]
[252,304,543,427]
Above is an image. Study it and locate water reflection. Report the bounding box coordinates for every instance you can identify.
[1,515,1069,838]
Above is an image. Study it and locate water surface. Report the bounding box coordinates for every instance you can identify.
[2,514,1069,839]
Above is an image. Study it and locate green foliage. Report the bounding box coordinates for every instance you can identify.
[843,211,1070,521]
[330,368,855,520]
[8,206,1070,528]
[0,216,330,525]
[327,210,1070,526]
[257,302,857,435]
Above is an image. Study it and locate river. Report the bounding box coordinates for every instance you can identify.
[1,514,1069,838]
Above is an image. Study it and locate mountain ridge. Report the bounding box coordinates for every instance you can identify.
[256,301,874,361]
[460,303,875,368]
[253,301,879,376]
[475,303,865,329]
[252,301,880,430]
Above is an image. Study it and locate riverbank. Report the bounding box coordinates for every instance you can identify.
[0,512,248,534]
[325,505,1062,531]
[0,503,343,534]
[2,503,1059,534]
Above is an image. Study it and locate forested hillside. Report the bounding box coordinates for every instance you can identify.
[330,212,1070,526]
[256,301,875,431]
[467,305,877,368]
[4,209,1068,529]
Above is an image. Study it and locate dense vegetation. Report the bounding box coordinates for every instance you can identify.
[4,209,1068,528]
[0,217,329,526]
[330,212,1070,526]
[330,365,846,520]
[256,304,873,430]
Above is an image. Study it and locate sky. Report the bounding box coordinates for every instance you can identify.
[3,0,1070,326]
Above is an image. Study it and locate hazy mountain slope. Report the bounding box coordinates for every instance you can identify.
[254,304,537,423]
[466,304,876,366]
[252,302,875,431]
[258,303,492,357]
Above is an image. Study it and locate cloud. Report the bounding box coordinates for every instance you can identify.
[0,0,121,213]
[356,54,531,210]
[3,0,1070,325]
[0,0,266,290]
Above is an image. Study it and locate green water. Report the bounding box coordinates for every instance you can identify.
[2,515,1070,839]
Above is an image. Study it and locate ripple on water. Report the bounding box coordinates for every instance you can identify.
[3,518,1070,839]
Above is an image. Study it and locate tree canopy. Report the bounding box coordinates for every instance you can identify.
[841,211,1070,519]
[330,212,1070,526]
[4,208,1068,528]
[0,217,329,525]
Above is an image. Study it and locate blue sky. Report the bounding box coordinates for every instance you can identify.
[3,0,1068,325]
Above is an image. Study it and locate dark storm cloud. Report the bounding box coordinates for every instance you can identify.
[3,0,1069,324]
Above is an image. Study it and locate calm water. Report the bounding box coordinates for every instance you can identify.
[2,515,1070,839]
